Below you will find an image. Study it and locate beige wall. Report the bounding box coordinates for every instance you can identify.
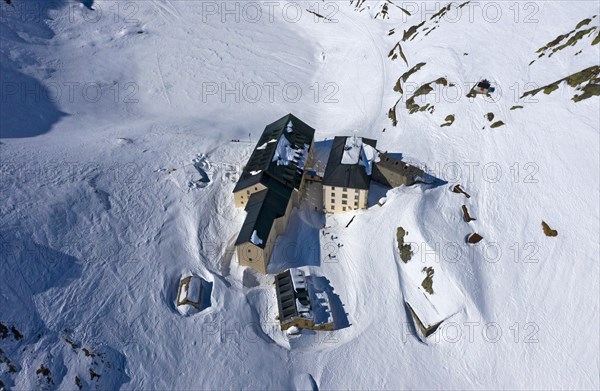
[234,183,267,208]
[236,225,275,274]
[323,185,368,214]
[237,243,268,274]
[234,139,314,272]
[372,153,425,188]
[280,316,335,331]
[234,140,314,209]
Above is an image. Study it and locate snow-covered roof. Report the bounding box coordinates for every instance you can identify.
[272,136,311,169]
[340,136,380,173]
[314,291,334,326]
[176,275,206,317]
[296,144,311,170]
[232,114,315,193]
[250,230,263,245]
[178,276,202,305]
[272,134,295,166]
[296,298,311,314]
[290,268,306,291]
[360,142,380,176]
[323,136,378,190]
[258,138,278,150]
[341,136,363,164]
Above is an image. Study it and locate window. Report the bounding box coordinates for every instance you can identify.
[248,249,251,253]
[331,199,335,204]
[343,187,347,192]
[247,190,250,194]
[342,194,347,199]
[331,187,335,190]
[255,187,258,191]
[354,194,359,199]
[355,201,359,207]
[342,200,347,205]
[343,207,346,211]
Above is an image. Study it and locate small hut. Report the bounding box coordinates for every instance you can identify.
[177,276,203,310]
[475,79,495,94]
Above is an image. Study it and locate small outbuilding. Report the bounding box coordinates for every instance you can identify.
[176,275,204,315]
[475,79,495,94]
[274,269,334,331]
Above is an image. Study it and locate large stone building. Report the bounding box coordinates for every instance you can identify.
[322,136,430,214]
[322,136,378,214]
[233,114,315,274]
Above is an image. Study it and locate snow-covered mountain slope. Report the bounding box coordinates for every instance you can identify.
[1,1,598,389]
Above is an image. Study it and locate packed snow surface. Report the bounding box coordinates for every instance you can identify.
[0,0,598,390]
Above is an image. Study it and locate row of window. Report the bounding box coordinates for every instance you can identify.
[340,193,359,199]
[330,198,360,207]
[330,186,349,192]
[328,204,367,212]
[240,186,261,202]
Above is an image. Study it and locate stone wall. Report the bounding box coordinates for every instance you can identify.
[372,152,425,188]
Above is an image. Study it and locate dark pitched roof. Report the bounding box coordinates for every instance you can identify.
[274,269,310,323]
[274,270,298,322]
[477,79,491,89]
[235,177,293,248]
[322,136,377,190]
[233,114,315,193]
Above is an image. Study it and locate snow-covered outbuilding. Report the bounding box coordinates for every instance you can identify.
[233,114,316,274]
[274,269,334,331]
[475,79,496,94]
[176,275,204,316]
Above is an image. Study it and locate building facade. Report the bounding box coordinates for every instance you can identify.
[322,185,368,214]
[233,114,315,274]
[322,136,378,214]
[371,152,426,188]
